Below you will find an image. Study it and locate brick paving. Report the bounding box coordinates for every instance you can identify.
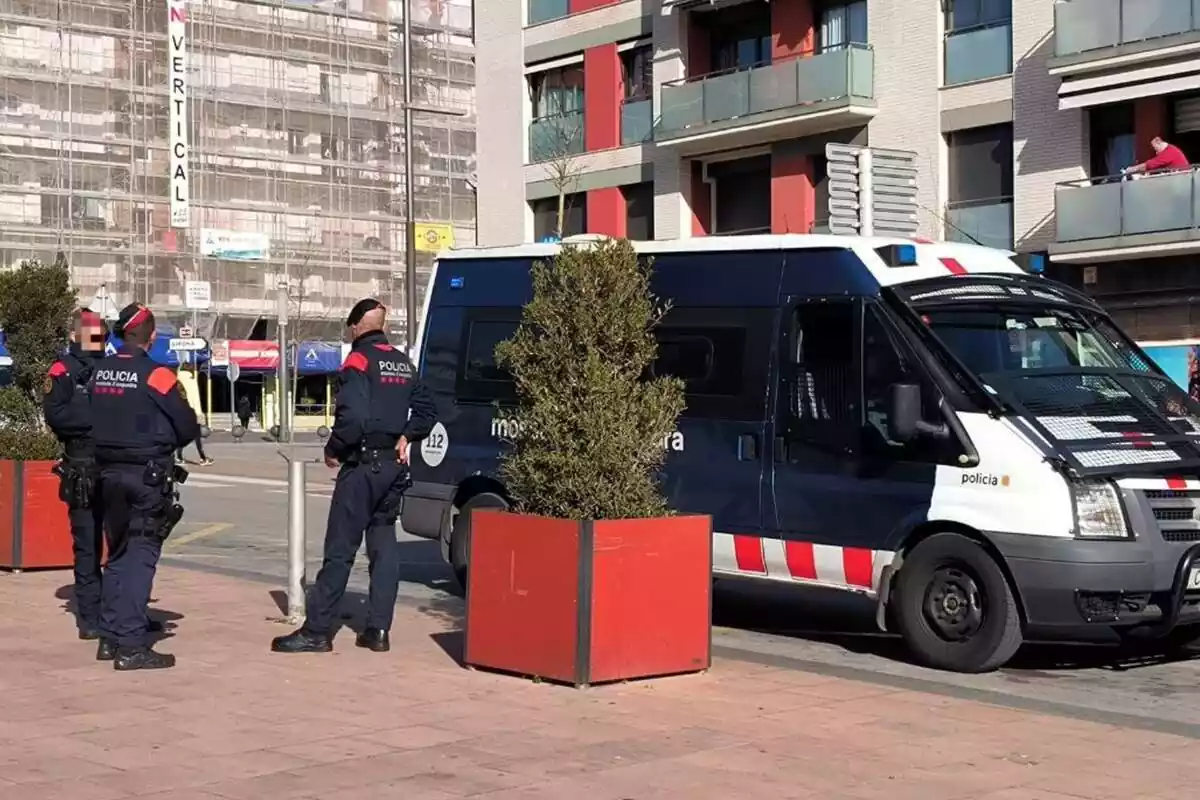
[0,567,1192,800]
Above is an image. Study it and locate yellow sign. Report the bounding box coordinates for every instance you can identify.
[414,222,454,253]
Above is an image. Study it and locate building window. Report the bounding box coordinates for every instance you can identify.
[532,193,586,240]
[529,65,584,118]
[621,45,652,101]
[711,17,772,72]
[708,155,771,235]
[1088,102,1135,179]
[943,0,1012,85]
[946,123,1014,249]
[818,0,868,52]
[624,182,654,240]
[945,0,1010,30]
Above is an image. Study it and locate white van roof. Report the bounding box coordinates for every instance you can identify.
[436,234,1027,287]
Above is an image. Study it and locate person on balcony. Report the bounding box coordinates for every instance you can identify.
[1123,137,1190,178]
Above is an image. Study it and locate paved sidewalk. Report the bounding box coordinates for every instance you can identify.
[0,568,1192,800]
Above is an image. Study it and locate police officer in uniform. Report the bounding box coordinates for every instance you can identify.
[90,303,199,670]
[272,298,436,654]
[44,308,164,642]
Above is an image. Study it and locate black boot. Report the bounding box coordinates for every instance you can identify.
[113,646,176,671]
[96,639,116,661]
[79,625,102,641]
[271,629,333,653]
[355,628,390,653]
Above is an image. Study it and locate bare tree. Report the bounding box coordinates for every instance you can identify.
[530,106,585,237]
[281,245,337,421]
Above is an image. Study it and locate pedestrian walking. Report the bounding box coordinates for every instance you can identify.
[89,303,200,670]
[272,298,436,654]
[236,394,252,432]
[174,380,214,466]
[43,308,157,642]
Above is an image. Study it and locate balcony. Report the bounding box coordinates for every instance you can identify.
[656,44,876,155]
[944,22,1012,86]
[528,0,569,26]
[946,198,1014,251]
[1051,168,1200,261]
[1054,0,1200,58]
[529,111,584,164]
[621,98,653,145]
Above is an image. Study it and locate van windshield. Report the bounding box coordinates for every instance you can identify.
[922,306,1156,377]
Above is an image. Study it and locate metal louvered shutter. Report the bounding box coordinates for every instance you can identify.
[1173,96,1200,133]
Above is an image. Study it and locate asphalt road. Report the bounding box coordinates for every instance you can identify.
[164,460,1200,739]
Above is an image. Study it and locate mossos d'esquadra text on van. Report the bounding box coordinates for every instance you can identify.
[490,414,684,451]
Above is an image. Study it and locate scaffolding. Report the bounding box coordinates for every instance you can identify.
[0,0,476,342]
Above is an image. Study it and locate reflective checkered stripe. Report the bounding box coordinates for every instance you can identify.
[713,533,895,594]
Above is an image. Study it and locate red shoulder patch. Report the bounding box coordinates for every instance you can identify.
[147,367,178,395]
[372,343,394,351]
[342,352,369,372]
[47,361,68,378]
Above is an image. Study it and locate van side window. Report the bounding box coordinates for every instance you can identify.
[862,305,940,459]
[457,316,519,403]
[649,308,772,420]
[789,302,857,435]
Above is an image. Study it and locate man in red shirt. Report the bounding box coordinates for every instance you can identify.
[1124,137,1191,175]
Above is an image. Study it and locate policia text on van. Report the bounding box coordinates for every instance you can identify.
[401,235,1200,674]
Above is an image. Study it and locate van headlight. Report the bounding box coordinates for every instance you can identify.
[1071,480,1130,540]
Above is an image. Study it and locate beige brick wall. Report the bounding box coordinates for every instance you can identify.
[524,143,654,184]
[651,5,690,240]
[940,75,1013,112]
[868,0,944,239]
[524,0,644,48]
[476,0,528,246]
[1012,0,1085,250]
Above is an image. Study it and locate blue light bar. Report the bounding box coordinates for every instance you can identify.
[875,243,919,267]
[449,276,464,289]
[1011,253,1046,275]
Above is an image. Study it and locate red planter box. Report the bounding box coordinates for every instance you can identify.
[0,460,73,570]
[464,510,713,686]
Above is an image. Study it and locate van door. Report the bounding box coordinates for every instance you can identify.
[768,297,944,592]
[651,306,772,548]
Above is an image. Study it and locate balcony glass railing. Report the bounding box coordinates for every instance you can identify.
[657,43,874,137]
[529,111,585,163]
[946,198,1014,250]
[621,98,653,145]
[1055,0,1200,56]
[528,0,569,25]
[944,21,1013,85]
[1056,168,1200,242]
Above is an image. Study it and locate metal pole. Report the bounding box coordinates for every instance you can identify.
[277,283,290,442]
[286,456,307,621]
[402,0,416,351]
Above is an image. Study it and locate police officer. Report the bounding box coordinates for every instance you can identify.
[43,308,164,642]
[90,303,199,670]
[272,298,436,654]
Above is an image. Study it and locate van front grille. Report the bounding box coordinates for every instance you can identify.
[1143,489,1200,542]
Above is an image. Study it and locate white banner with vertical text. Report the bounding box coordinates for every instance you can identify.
[168,0,189,228]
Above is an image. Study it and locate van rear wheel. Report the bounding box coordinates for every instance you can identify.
[449,492,509,594]
[893,532,1023,673]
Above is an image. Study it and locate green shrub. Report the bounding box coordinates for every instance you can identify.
[0,257,75,461]
[495,238,685,520]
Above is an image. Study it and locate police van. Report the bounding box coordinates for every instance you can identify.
[401,234,1200,673]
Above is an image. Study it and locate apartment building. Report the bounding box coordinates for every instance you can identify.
[477,0,1200,342]
[0,0,476,339]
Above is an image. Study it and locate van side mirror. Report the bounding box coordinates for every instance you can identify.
[888,383,922,443]
[888,382,951,443]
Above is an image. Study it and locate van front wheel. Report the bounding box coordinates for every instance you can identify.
[449,492,509,594]
[893,532,1023,673]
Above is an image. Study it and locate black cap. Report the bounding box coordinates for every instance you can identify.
[116,303,154,337]
[346,297,385,327]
